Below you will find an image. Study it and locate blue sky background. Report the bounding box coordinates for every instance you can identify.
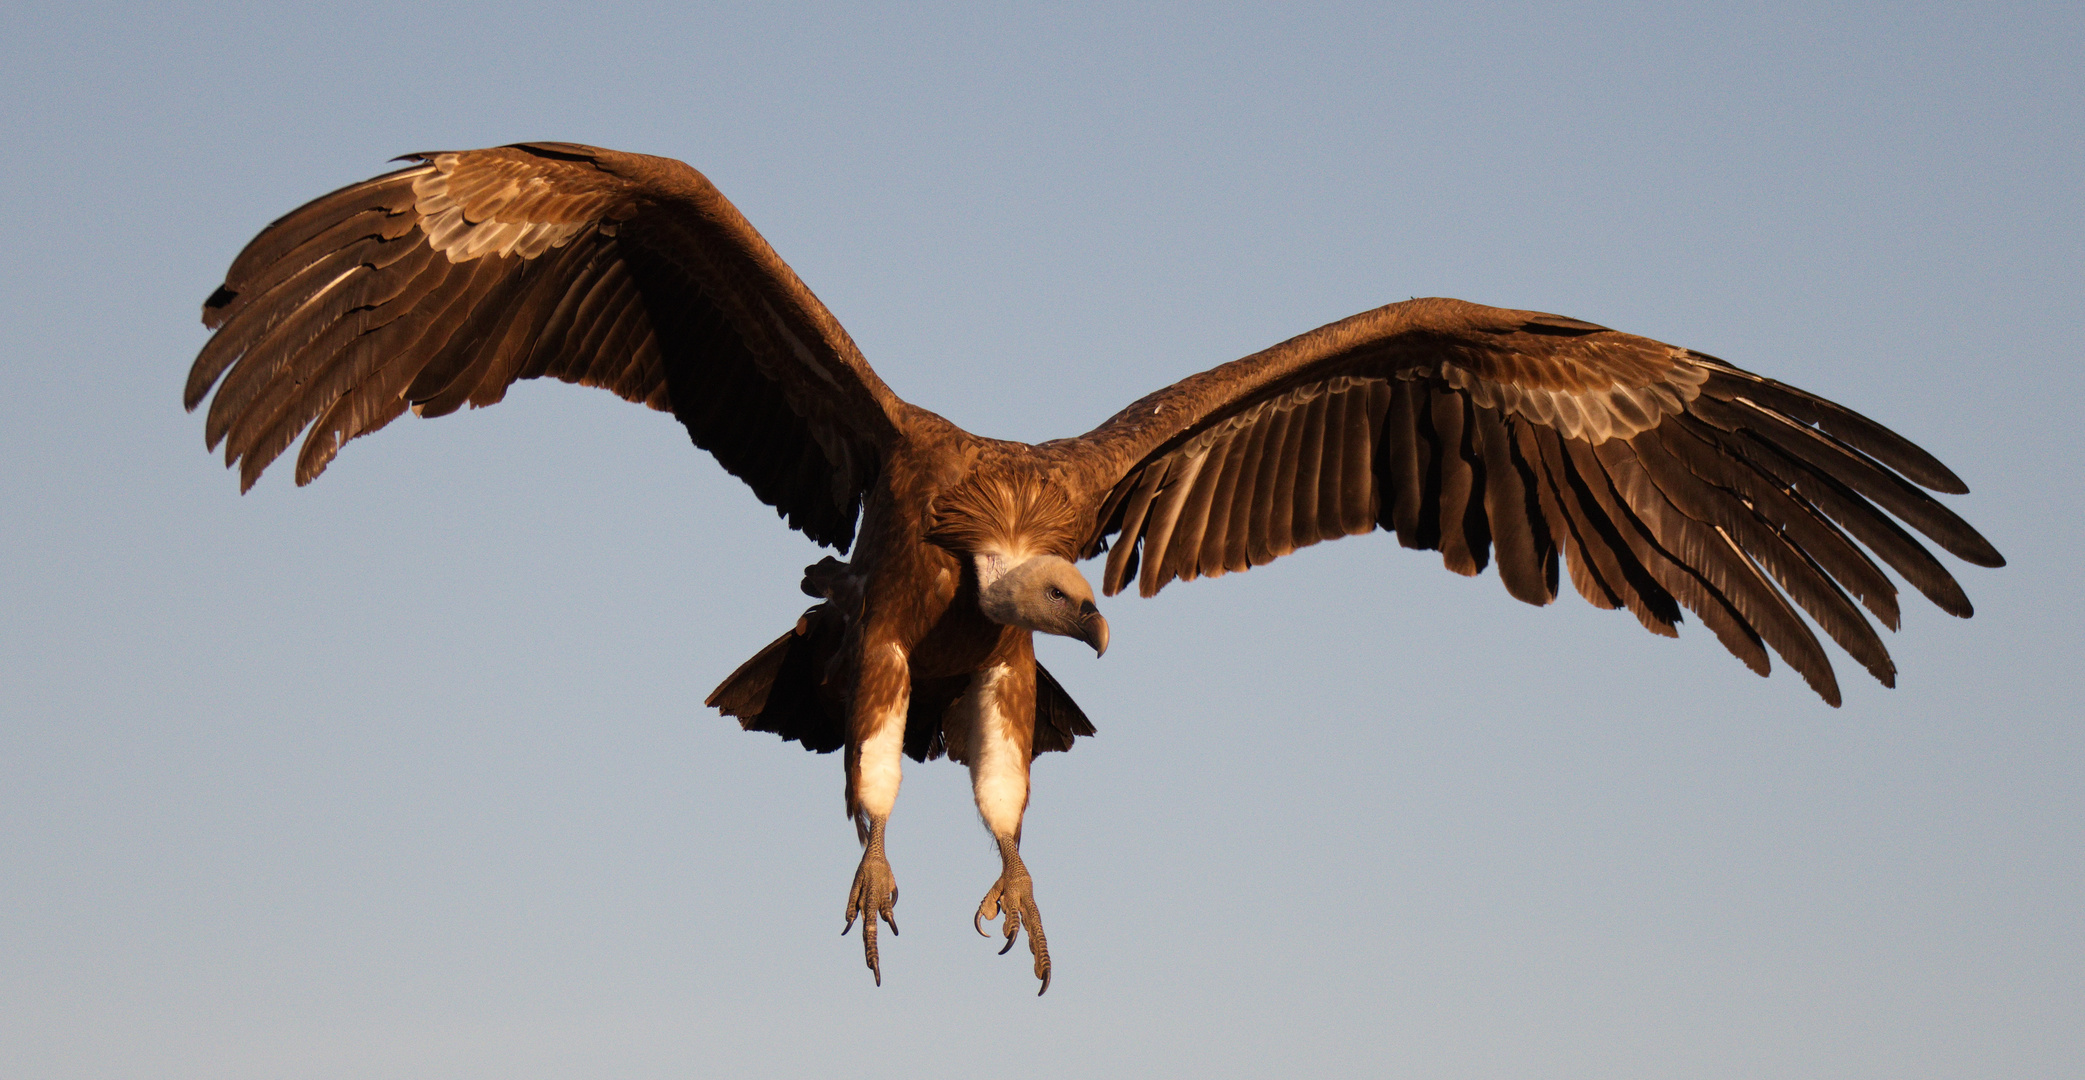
[3,3,2079,1077]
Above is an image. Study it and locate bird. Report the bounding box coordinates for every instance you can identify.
[185,141,2004,994]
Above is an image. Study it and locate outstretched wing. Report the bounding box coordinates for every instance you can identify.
[185,142,906,550]
[1069,297,2003,705]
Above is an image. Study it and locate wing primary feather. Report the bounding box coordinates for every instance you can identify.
[227,299,421,481]
[1288,387,1329,548]
[1590,439,1841,702]
[210,167,426,317]
[195,206,424,399]
[1380,380,1426,547]
[299,256,506,459]
[220,206,418,317]
[202,237,421,441]
[405,262,547,417]
[406,256,553,416]
[1340,382,1383,537]
[1102,465,1162,596]
[1695,359,1968,494]
[1226,400,1281,572]
[1517,421,1627,613]
[1548,431,1696,637]
[1430,386,1481,575]
[1679,415,1974,618]
[1472,404,1553,604]
[292,357,412,488]
[1142,450,1217,600]
[1314,385,1353,541]
[1195,425,1252,578]
[1655,419,1903,631]
[1627,432,1893,686]
[218,240,443,466]
[1689,396,2003,568]
[251,254,469,483]
[1567,435,1766,669]
[1253,401,1300,563]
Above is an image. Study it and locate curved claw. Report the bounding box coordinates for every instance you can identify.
[975,856,1052,994]
[845,850,899,986]
[975,877,1003,938]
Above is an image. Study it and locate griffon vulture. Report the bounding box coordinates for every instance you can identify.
[185,142,2004,994]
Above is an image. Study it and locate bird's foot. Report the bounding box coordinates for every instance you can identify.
[975,838,1051,994]
[842,845,898,985]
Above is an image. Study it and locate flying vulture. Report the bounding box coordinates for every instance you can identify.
[186,142,2004,994]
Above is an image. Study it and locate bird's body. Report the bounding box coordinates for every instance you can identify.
[187,142,2002,994]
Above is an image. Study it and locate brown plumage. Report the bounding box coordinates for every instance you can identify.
[186,142,2003,994]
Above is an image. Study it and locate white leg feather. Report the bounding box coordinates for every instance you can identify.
[962,664,1029,839]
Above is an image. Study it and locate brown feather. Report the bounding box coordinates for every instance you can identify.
[1287,388,1329,549]
[1263,391,1307,560]
[1518,422,1629,614]
[1138,451,1211,596]
[1472,404,1554,604]
[1431,386,1480,575]
[1655,420,1902,630]
[1695,358,1967,494]
[1225,399,1280,572]
[1338,382,1382,537]
[1689,396,2001,568]
[1591,439,1840,701]
[1627,432,1893,686]
[1685,415,1975,618]
[1380,379,1426,548]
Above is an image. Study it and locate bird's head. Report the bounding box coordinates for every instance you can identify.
[975,553,1109,657]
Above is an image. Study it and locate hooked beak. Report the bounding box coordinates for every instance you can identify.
[1078,604,1109,657]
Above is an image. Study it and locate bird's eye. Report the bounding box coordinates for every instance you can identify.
[1046,586,1066,602]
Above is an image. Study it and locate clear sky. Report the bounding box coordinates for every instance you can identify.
[2,2,2079,1077]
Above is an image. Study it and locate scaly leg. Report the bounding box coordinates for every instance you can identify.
[843,813,898,984]
[976,833,1051,994]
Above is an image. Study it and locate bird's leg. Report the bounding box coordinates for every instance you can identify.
[843,813,898,984]
[961,660,1051,993]
[841,642,908,985]
[976,832,1051,994]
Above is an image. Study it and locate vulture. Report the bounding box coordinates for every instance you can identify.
[185,142,2004,994]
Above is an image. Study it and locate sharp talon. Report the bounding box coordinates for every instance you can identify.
[979,855,1050,990]
[846,840,898,986]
